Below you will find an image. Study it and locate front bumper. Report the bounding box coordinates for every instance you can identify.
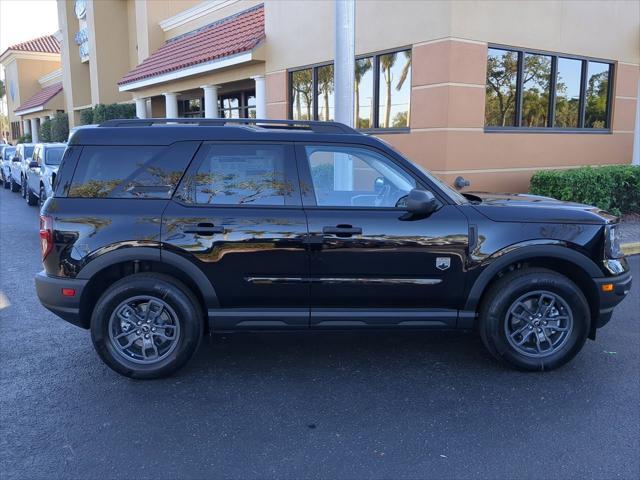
[593,270,632,329]
[35,271,88,329]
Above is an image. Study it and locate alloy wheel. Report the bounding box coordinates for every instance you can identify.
[108,296,181,365]
[504,290,573,358]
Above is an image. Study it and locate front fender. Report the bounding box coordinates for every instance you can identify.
[464,241,603,312]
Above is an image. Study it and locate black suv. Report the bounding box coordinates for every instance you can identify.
[35,119,632,378]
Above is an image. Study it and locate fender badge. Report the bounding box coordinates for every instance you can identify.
[436,257,451,271]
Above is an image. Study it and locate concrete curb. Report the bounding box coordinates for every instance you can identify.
[622,242,640,256]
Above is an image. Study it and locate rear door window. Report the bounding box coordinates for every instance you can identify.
[68,142,199,199]
[176,143,299,206]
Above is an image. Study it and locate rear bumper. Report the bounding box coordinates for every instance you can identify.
[35,271,88,329]
[593,270,632,329]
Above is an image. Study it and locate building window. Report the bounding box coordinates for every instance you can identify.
[219,90,256,119]
[11,121,21,139]
[178,98,204,118]
[289,48,411,129]
[485,46,613,130]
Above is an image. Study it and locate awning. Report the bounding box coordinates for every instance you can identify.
[14,82,63,116]
[118,4,265,91]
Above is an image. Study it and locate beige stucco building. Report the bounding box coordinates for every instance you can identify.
[0,34,65,144]
[40,1,640,190]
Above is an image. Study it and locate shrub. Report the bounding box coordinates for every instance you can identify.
[529,165,640,215]
[80,103,137,125]
[50,112,69,142]
[17,134,31,143]
[40,119,52,142]
[79,108,94,125]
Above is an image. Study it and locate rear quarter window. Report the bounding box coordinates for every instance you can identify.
[68,142,199,199]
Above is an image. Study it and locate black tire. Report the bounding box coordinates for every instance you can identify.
[91,273,203,379]
[10,176,19,192]
[479,267,590,371]
[26,185,38,206]
[3,177,9,189]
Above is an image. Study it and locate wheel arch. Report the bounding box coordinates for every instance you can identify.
[77,247,218,330]
[464,244,603,331]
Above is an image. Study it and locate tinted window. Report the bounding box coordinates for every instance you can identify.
[305,145,415,208]
[378,50,411,128]
[521,53,551,127]
[354,57,374,129]
[291,69,313,121]
[316,64,334,121]
[69,143,197,199]
[45,148,65,165]
[585,62,610,128]
[183,144,292,206]
[554,58,582,128]
[485,48,519,127]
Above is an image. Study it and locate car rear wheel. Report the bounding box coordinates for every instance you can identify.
[3,175,9,189]
[39,184,46,206]
[91,273,203,379]
[479,268,590,371]
[26,185,39,206]
[10,176,20,192]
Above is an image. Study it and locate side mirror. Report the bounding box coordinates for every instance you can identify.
[405,188,439,217]
[374,177,385,193]
[12,156,20,163]
[29,161,39,169]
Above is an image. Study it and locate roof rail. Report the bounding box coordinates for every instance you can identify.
[99,118,359,134]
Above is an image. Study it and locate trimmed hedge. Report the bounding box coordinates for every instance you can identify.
[529,165,640,215]
[80,103,136,125]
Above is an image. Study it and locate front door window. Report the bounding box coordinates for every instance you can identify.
[305,145,416,208]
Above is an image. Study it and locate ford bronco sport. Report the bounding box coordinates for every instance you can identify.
[35,118,632,378]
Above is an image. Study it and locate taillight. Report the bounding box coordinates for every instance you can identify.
[39,215,53,260]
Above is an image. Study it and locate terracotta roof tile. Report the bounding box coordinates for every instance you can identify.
[119,4,264,86]
[4,34,60,55]
[15,82,63,113]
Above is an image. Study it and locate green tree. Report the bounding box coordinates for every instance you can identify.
[50,112,69,142]
[485,51,519,126]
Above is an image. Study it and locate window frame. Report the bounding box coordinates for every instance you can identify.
[288,46,412,131]
[173,141,303,209]
[485,44,615,134]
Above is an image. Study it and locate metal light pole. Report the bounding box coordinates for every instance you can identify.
[334,0,355,128]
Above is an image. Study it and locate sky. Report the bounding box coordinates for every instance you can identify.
[0,0,59,53]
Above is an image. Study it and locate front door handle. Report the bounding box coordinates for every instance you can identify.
[181,222,226,236]
[322,225,362,237]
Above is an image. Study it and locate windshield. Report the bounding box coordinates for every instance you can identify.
[45,148,65,165]
[24,146,34,158]
[3,148,15,161]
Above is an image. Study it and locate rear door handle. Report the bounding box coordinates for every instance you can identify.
[322,225,362,237]
[181,222,225,236]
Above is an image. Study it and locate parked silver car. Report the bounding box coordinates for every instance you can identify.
[1,145,16,189]
[25,143,66,206]
[9,143,35,194]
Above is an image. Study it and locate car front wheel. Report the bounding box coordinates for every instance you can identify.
[91,273,203,379]
[479,268,590,371]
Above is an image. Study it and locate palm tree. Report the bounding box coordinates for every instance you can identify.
[354,58,372,127]
[380,53,398,128]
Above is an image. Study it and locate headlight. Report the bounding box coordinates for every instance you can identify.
[604,224,623,259]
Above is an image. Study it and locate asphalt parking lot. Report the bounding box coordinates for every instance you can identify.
[1,187,639,480]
